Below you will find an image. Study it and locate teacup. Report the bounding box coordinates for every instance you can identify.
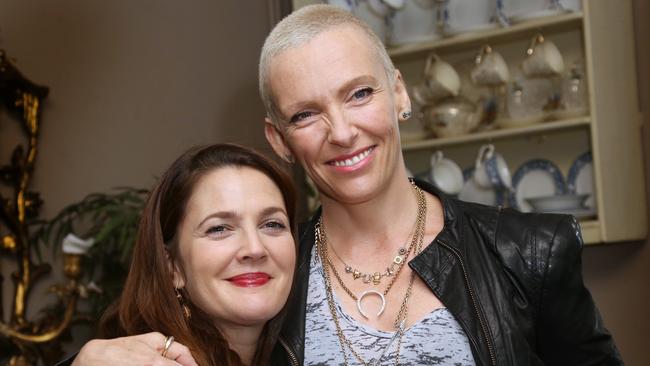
[443,0,498,35]
[340,0,404,42]
[471,45,510,86]
[522,34,565,78]
[424,54,461,100]
[473,144,512,190]
[388,0,439,46]
[429,151,464,195]
[560,0,581,11]
[501,0,548,19]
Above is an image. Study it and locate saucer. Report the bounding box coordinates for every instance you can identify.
[444,22,500,37]
[510,8,569,23]
[548,207,597,220]
[526,193,589,212]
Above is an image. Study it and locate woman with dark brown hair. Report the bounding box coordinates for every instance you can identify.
[69,143,297,366]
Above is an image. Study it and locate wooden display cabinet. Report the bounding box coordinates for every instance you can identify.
[291,0,646,244]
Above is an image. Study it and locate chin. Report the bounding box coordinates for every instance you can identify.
[323,175,388,204]
[231,304,284,326]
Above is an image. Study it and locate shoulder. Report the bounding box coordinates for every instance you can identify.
[451,199,583,291]
[451,198,580,261]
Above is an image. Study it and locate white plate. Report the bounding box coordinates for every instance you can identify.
[510,159,566,212]
[567,151,596,209]
[458,167,505,206]
[510,8,568,23]
[541,207,597,220]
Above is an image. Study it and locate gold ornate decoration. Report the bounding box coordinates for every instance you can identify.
[0,50,81,365]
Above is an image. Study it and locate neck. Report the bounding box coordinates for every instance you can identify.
[320,172,418,253]
[220,323,264,366]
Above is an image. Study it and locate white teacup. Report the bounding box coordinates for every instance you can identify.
[502,0,547,19]
[341,0,398,43]
[522,34,565,78]
[443,0,498,35]
[471,45,510,86]
[424,54,461,100]
[388,0,439,46]
[473,144,512,190]
[560,0,581,11]
[429,151,464,195]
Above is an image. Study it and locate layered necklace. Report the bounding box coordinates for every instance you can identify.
[316,183,427,365]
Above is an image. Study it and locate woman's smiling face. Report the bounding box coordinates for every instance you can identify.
[264,24,411,205]
[171,166,296,329]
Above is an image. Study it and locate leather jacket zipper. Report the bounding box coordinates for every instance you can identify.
[437,240,497,366]
[278,337,299,366]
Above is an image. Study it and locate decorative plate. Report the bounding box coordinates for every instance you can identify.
[510,159,566,211]
[567,151,596,209]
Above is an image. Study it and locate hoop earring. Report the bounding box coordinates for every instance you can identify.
[175,287,192,319]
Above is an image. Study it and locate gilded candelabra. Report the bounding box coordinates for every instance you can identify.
[0,50,79,365]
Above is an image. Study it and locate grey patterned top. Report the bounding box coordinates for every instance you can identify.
[304,246,476,366]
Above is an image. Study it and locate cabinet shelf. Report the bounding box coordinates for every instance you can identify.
[580,220,602,245]
[388,12,584,58]
[402,116,591,151]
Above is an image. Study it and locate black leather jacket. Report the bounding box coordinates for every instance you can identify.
[273,180,622,365]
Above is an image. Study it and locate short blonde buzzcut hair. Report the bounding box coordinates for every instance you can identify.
[258,4,396,125]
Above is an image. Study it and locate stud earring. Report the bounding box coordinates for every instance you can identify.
[401,110,412,120]
[174,287,191,319]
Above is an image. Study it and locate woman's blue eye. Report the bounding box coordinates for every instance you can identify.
[290,111,314,124]
[352,87,373,100]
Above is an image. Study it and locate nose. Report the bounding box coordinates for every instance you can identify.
[239,229,267,262]
[325,110,358,147]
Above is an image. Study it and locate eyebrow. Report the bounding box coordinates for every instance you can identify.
[196,206,288,229]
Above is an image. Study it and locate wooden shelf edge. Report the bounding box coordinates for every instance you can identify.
[388,12,584,58]
[580,219,602,245]
[401,116,591,151]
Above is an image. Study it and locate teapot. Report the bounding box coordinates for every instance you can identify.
[420,97,482,138]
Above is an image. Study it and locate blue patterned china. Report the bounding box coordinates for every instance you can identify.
[510,158,566,211]
[567,151,596,209]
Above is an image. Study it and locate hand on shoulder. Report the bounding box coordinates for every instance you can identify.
[72,332,198,366]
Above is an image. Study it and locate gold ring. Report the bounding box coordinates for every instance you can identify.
[161,335,175,358]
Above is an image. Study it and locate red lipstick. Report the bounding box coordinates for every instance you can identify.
[226,272,271,287]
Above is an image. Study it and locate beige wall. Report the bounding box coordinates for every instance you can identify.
[1,0,273,216]
[0,0,275,355]
[0,0,649,364]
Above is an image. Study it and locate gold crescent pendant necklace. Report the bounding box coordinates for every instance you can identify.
[318,181,427,319]
[316,182,427,366]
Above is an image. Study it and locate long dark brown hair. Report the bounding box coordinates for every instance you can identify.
[98,143,297,366]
